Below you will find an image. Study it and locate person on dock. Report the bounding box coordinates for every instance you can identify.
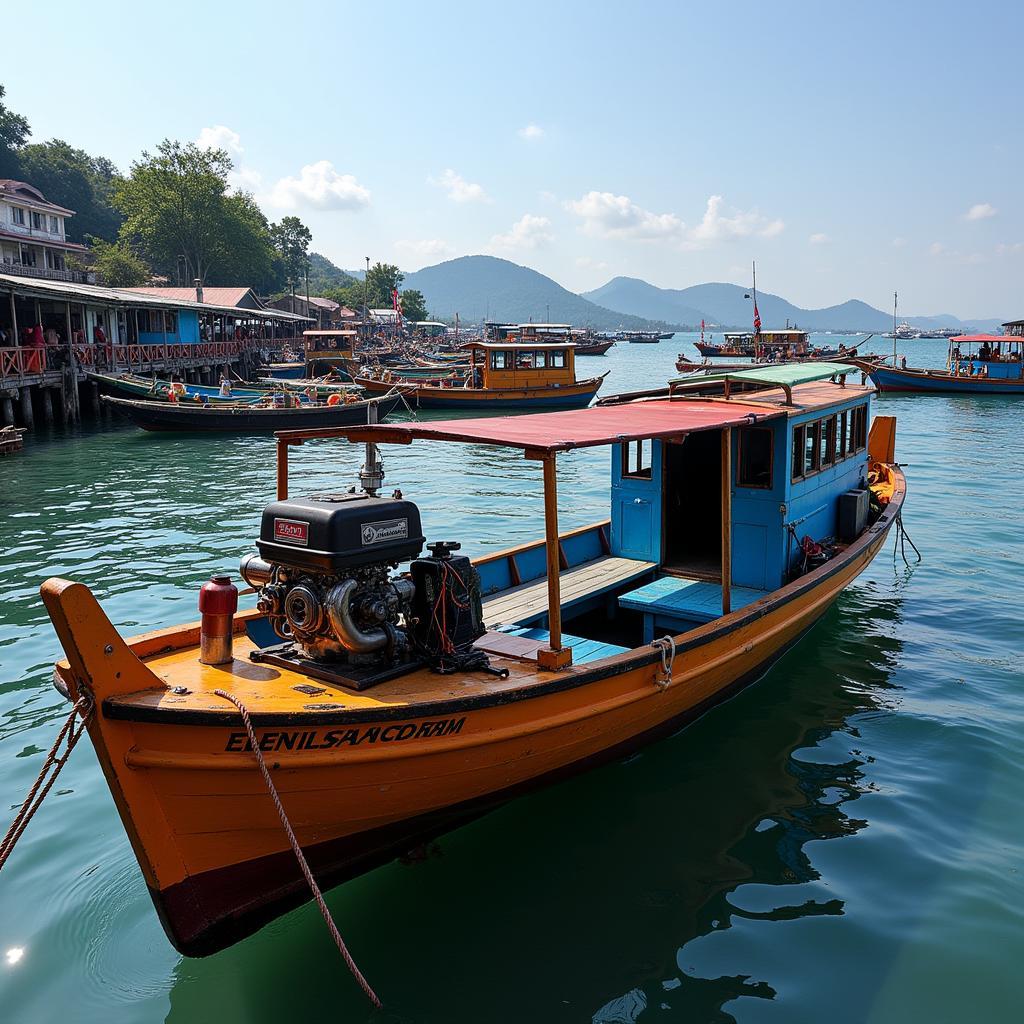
[219,377,232,398]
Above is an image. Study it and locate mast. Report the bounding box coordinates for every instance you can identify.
[893,291,898,365]
[751,260,761,360]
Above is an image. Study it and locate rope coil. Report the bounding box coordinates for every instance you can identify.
[649,636,677,689]
[213,689,382,1009]
[0,694,93,872]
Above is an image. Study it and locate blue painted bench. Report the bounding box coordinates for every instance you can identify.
[502,626,630,665]
[618,577,768,642]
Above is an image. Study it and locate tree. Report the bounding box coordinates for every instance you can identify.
[115,139,273,286]
[364,262,404,309]
[84,238,151,287]
[0,84,30,178]
[17,139,122,242]
[399,289,428,322]
[270,216,312,289]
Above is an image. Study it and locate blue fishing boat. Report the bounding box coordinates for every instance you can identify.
[860,328,1024,394]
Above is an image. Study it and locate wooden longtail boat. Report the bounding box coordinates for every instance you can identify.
[355,340,606,409]
[102,391,405,432]
[856,331,1024,394]
[87,371,275,404]
[0,424,26,454]
[42,363,905,959]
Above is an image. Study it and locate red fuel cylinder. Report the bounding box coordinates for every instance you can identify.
[199,574,238,666]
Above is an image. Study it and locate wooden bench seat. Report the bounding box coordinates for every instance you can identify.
[475,628,629,665]
[481,555,656,629]
[618,576,769,642]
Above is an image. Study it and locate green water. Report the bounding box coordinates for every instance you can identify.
[2,338,1023,1023]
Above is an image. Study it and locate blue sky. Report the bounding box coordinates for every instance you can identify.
[7,0,1022,315]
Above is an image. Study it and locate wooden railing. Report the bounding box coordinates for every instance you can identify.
[0,338,304,381]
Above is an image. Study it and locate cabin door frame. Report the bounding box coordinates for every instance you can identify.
[661,428,724,581]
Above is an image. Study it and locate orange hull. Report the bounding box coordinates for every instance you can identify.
[42,470,904,956]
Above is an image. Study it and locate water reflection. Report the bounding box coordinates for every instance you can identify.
[164,589,905,1024]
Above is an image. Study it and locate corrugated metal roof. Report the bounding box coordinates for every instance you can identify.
[0,273,311,320]
[129,286,258,308]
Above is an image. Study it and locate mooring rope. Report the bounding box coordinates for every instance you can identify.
[0,695,93,872]
[649,636,677,689]
[893,512,922,567]
[213,689,382,1009]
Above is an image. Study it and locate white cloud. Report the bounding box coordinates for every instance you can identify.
[891,237,907,248]
[689,195,784,244]
[227,166,264,195]
[518,124,545,141]
[996,242,1024,255]
[566,191,686,242]
[395,238,451,260]
[490,214,554,251]
[575,255,608,271]
[430,168,489,203]
[964,202,997,221]
[264,161,370,211]
[196,124,243,154]
[565,191,782,248]
[539,189,557,203]
[929,242,946,256]
[809,232,830,245]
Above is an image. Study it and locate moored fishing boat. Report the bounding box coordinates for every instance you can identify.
[355,341,606,409]
[102,391,405,432]
[857,329,1024,393]
[87,371,275,404]
[37,362,905,962]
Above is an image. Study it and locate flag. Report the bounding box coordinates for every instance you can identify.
[753,301,762,335]
[700,318,705,343]
[391,287,401,313]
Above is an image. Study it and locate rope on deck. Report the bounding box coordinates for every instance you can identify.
[0,696,93,872]
[213,689,382,1009]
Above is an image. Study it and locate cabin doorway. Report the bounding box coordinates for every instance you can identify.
[662,430,722,579]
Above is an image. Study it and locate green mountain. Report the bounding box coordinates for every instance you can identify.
[401,256,675,329]
[308,252,357,293]
[583,277,1004,333]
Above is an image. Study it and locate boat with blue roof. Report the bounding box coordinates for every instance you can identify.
[39,361,904,961]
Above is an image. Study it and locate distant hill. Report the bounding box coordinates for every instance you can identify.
[308,252,357,293]
[402,256,674,330]
[583,276,1005,333]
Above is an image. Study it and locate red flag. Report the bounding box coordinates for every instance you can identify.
[753,301,762,335]
[391,287,401,312]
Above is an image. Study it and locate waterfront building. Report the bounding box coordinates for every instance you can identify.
[0,180,92,284]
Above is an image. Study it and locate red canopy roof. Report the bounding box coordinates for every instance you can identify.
[951,334,1013,343]
[321,399,782,453]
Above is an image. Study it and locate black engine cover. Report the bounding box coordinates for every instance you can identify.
[409,552,485,658]
[256,494,424,572]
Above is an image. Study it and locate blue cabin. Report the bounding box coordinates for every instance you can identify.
[465,363,881,665]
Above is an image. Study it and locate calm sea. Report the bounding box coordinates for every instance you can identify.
[2,336,1022,1023]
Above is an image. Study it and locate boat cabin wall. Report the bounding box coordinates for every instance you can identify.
[783,394,872,574]
[481,347,577,388]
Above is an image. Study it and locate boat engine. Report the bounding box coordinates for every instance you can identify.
[240,493,497,688]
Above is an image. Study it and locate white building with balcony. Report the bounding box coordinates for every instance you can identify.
[0,179,92,282]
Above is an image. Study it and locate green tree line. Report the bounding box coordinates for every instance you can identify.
[1,83,419,310]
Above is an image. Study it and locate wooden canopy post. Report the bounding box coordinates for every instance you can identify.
[721,428,732,615]
[537,452,571,671]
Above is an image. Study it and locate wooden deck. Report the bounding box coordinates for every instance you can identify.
[482,555,655,628]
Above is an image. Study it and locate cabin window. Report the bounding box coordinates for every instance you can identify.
[550,349,566,368]
[804,422,821,475]
[791,425,806,481]
[490,351,508,370]
[838,411,848,459]
[822,416,836,467]
[516,350,536,369]
[738,428,773,488]
[622,438,652,479]
[851,404,867,451]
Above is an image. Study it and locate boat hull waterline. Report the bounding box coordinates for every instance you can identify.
[43,472,904,957]
[353,374,605,409]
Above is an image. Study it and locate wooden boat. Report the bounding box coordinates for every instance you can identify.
[696,332,754,357]
[697,330,855,362]
[102,391,406,432]
[676,350,869,375]
[0,425,26,454]
[41,362,905,960]
[355,341,606,409]
[856,331,1024,393]
[87,371,274,405]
